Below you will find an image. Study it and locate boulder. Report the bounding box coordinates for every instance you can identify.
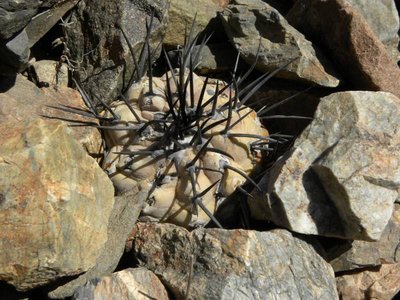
[128,223,339,299]
[220,0,340,87]
[0,118,115,291]
[63,0,168,104]
[336,263,400,300]
[0,29,30,75]
[73,268,169,300]
[286,0,400,98]
[252,91,400,241]
[328,204,400,272]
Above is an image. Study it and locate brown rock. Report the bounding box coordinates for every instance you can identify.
[336,263,400,300]
[286,0,400,98]
[72,268,169,300]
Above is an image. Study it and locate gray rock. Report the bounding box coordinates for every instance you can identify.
[48,187,148,299]
[328,203,400,272]
[0,29,30,75]
[129,223,339,300]
[0,118,115,291]
[220,0,340,87]
[251,91,400,241]
[73,268,169,300]
[63,0,169,104]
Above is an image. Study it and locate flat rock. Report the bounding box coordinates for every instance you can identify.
[128,223,338,300]
[73,268,169,300]
[328,203,400,272]
[336,263,400,300]
[251,91,400,241]
[63,0,168,104]
[286,0,400,98]
[220,0,340,87]
[0,29,30,75]
[0,118,115,291]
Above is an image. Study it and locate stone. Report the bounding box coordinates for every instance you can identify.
[63,0,169,104]
[220,0,340,87]
[286,0,400,98]
[128,223,339,300]
[0,118,115,291]
[163,0,229,47]
[336,263,400,300]
[251,91,400,241]
[0,29,30,75]
[346,0,400,59]
[31,60,69,87]
[0,75,102,156]
[48,187,148,299]
[72,268,169,300]
[328,204,400,272]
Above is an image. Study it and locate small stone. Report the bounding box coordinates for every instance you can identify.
[73,268,169,300]
[31,60,69,87]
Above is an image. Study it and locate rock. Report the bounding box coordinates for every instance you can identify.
[220,0,340,87]
[0,75,102,156]
[336,263,400,300]
[72,268,169,300]
[63,0,169,104]
[346,0,400,59]
[128,223,339,300]
[328,204,400,272]
[30,60,69,87]
[0,118,115,291]
[0,29,30,75]
[25,0,79,48]
[163,0,229,47]
[251,91,400,241]
[286,0,400,98]
[48,187,148,299]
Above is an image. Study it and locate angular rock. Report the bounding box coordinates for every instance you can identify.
[328,204,400,272]
[220,0,340,87]
[64,0,169,104]
[73,268,169,300]
[47,187,148,299]
[0,118,115,291]
[0,75,102,156]
[286,0,400,98]
[30,60,69,87]
[336,263,400,300]
[163,0,229,47]
[252,91,400,241]
[0,29,30,75]
[128,223,339,300]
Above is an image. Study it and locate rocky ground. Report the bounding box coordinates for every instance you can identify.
[0,0,399,299]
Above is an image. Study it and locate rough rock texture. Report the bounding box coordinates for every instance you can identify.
[73,268,169,300]
[0,29,30,75]
[220,0,340,87]
[336,263,400,300]
[286,0,400,98]
[252,91,400,241]
[0,118,115,291]
[163,0,229,47]
[64,0,168,104]
[0,75,102,156]
[128,223,339,300]
[328,204,400,272]
[346,0,400,59]
[48,187,148,299]
[31,60,69,87]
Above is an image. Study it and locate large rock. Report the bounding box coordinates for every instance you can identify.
[252,91,400,241]
[163,0,229,47]
[64,0,168,104]
[128,223,338,300]
[220,0,340,87]
[73,268,169,300]
[328,204,400,272]
[286,0,400,98]
[0,29,30,75]
[336,263,400,300]
[0,118,115,291]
